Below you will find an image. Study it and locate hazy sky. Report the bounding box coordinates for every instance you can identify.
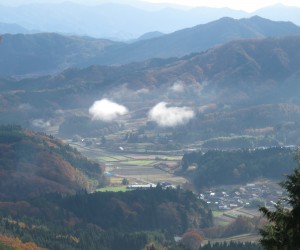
[142,0,300,12]
[1,0,300,12]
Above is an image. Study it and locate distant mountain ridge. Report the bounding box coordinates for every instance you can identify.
[1,16,300,76]
[0,22,29,34]
[95,16,300,65]
[1,2,300,40]
[0,33,122,75]
[255,4,300,27]
[0,2,247,39]
[135,31,165,41]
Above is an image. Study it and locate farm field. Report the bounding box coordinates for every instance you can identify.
[67,140,188,187]
[208,208,262,244]
[223,208,259,220]
[213,207,260,225]
[96,186,127,192]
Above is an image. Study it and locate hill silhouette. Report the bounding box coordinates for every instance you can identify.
[0,22,29,34]
[0,33,121,75]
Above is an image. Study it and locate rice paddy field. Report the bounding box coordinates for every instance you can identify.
[68,140,187,187]
[96,186,127,192]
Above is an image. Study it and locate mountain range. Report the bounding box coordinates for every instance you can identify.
[94,16,300,65]
[2,35,300,106]
[1,16,300,76]
[0,2,247,39]
[1,2,300,39]
[1,35,300,145]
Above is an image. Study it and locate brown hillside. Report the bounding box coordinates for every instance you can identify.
[0,125,104,201]
[0,234,46,250]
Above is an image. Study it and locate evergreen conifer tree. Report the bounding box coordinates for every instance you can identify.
[259,151,300,249]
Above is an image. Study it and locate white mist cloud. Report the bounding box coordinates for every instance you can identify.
[18,103,34,111]
[136,88,150,95]
[148,102,194,127]
[31,119,51,128]
[170,81,185,92]
[89,98,128,121]
[198,103,217,113]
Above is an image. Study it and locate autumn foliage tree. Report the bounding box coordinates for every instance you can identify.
[180,229,204,250]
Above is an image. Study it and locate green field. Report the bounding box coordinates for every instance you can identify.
[67,141,187,187]
[96,186,128,192]
[214,219,231,227]
[212,210,223,217]
[158,155,182,161]
[118,160,155,166]
[97,155,130,162]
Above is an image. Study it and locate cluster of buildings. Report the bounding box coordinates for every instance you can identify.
[127,181,177,190]
[199,181,285,210]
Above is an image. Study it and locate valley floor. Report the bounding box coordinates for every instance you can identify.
[66,139,284,245]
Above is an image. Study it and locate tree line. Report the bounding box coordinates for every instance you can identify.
[182,147,296,188]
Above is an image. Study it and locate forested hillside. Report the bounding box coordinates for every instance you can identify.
[2,35,300,109]
[59,187,213,233]
[182,147,297,188]
[0,187,213,249]
[0,125,104,200]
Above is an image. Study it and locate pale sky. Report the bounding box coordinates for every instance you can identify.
[1,0,300,12]
[142,0,300,12]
